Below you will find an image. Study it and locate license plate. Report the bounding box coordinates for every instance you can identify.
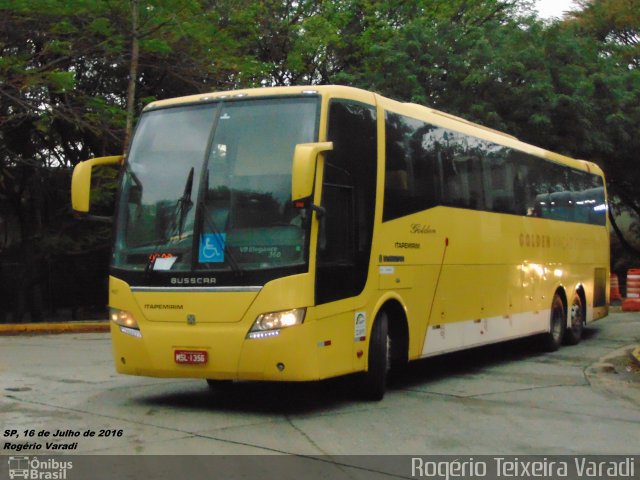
[175,350,208,365]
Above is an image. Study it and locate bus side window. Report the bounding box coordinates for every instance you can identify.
[383,113,441,221]
[482,150,516,214]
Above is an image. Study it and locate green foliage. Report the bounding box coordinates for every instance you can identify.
[45,70,75,92]
[0,0,639,266]
[561,1,640,240]
[0,0,254,258]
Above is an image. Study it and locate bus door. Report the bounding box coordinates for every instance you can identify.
[313,98,378,377]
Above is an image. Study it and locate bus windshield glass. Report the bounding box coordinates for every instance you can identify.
[113,96,319,273]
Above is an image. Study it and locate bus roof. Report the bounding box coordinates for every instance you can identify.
[143,85,604,178]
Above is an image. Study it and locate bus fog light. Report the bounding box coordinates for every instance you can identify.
[247,308,306,338]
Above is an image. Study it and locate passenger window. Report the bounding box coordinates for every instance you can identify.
[382,110,606,226]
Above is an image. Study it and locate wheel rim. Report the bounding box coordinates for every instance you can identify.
[570,301,583,332]
[551,305,564,341]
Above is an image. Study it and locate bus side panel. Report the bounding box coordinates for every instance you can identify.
[310,298,373,379]
[237,321,321,381]
[381,265,441,361]
[424,263,533,356]
[374,212,447,361]
[376,207,609,358]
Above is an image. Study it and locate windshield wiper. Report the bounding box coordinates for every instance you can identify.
[172,167,194,238]
[143,167,194,275]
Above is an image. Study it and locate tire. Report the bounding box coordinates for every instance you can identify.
[564,293,584,345]
[387,318,409,386]
[541,293,565,352]
[360,311,389,401]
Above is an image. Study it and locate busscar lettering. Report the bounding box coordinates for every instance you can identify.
[170,277,217,285]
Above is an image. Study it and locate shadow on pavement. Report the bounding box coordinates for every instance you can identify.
[133,327,604,415]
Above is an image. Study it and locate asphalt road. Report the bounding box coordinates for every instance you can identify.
[1,311,639,461]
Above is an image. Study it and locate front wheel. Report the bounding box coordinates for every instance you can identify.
[360,311,389,401]
[564,294,584,345]
[540,293,565,352]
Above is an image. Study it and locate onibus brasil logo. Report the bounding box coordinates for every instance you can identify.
[8,456,72,479]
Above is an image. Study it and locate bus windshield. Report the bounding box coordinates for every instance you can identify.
[113,96,319,273]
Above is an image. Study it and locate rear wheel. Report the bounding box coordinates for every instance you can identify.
[564,293,584,345]
[360,311,389,401]
[541,293,565,352]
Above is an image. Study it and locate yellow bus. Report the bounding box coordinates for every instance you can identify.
[72,86,609,400]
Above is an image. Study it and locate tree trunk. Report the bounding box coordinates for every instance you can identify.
[124,0,140,153]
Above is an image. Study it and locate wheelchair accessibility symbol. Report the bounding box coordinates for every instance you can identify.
[199,233,226,263]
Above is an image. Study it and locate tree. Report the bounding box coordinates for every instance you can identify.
[1,0,639,321]
[565,0,640,257]
[326,0,639,258]
[0,0,253,321]
[573,0,639,67]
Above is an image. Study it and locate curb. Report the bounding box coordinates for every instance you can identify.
[0,321,110,336]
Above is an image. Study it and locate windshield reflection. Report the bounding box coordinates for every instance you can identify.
[113,96,319,274]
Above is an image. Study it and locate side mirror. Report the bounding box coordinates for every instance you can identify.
[291,142,333,201]
[71,155,123,213]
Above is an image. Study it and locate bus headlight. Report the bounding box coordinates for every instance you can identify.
[247,308,306,339]
[110,308,142,338]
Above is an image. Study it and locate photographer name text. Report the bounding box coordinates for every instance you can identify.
[412,457,635,479]
[3,428,123,452]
